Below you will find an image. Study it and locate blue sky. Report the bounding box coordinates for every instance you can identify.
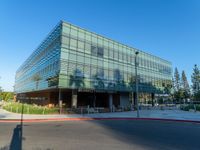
[0,0,200,91]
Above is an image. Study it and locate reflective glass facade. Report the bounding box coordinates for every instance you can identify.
[15,21,172,94]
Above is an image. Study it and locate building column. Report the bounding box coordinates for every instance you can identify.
[93,91,96,108]
[133,92,136,106]
[59,89,62,114]
[109,93,113,112]
[151,93,155,107]
[72,90,78,108]
[120,92,130,108]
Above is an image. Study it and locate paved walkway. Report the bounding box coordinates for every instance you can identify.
[1,108,200,121]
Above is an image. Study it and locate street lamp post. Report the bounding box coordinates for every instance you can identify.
[135,51,140,118]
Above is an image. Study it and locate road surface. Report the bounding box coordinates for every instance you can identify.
[0,120,200,150]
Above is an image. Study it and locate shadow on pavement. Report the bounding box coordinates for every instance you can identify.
[85,119,200,150]
[0,103,54,150]
[0,124,23,150]
[7,103,25,150]
[9,124,23,150]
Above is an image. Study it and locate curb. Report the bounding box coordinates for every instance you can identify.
[0,117,200,123]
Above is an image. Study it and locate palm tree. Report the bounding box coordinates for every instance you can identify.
[32,74,42,90]
[129,75,135,90]
[69,69,85,88]
[46,72,59,87]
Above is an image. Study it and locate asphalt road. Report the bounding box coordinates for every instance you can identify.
[0,120,200,150]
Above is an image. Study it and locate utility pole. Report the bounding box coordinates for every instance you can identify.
[135,51,140,118]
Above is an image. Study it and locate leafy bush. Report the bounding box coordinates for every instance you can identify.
[180,104,200,111]
[0,92,14,101]
[3,102,59,114]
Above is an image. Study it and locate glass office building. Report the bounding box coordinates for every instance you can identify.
[15,21,172,108]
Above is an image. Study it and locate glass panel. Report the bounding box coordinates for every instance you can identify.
[97,47,104,58]
[70,38,77,49]
[109,49,113,58]
[63,25,70,34]
[77,54,84,63]
[78,40,84,52]
[70,27,78,37]
[78,31,84,39]
[92,35,97,43]
[69,53,76,61]
[85,43,91,54]
[62,36,69,46]
[91,45,97,56]
[85,33,91,41]
[84,56,90,64]
[84,65,90,78]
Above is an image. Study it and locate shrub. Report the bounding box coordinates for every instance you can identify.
[3,102,59,114]
[180,104,200,111]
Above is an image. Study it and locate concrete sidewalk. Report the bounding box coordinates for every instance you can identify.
[1,108,200,122]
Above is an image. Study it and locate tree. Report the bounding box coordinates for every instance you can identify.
[163,84,172,95]
[0,87,3,100]
[47,72,59,87]
[174,67,180,91]
[194,91,200,101]
[181,70,190,99]
[191,64,200,94]
[32,74,42,90]
[173,68,182,103]
[0,92,14,101]
[69,69,85,88]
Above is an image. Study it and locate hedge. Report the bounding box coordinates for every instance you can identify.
[180,104,200,111]
[3,102,59,114]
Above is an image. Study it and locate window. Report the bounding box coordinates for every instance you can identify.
[70,38,77,49]
[91,45,97,56]
[62,36,69,46]
[69,53,76,61]
[76,64,84,77]
[91,58,97,66]
[109,70,113,80]
[104,61,108,68]
[98,37,103,45]
[97,68,104,79]
[63,25,70,34]
[91,45,104,58]
[119,52,122,61]
[85,43,91,54]
[109,49,113,58]
[91,67,97,77]
[104,69,109,80]
[78,31,85,39]
[84,65,90,78]
[85,33,91,41]
[70,27,78,37]
[68,62,76,75]
[114,50,118,60]
[104,48,109,57]
[92,35,97,43]
[97,47,104,58]
[77,55,84,63]
[84,56,90,64]
[78,40,84,52]
[98,60,103,67]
